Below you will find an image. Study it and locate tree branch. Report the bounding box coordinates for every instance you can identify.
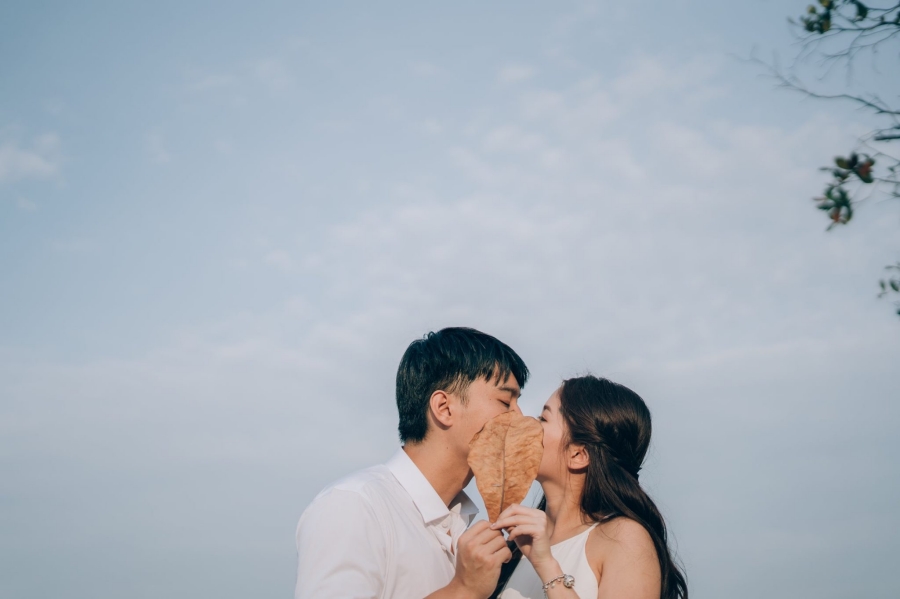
[758,60,900,115]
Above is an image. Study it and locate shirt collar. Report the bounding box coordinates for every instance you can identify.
[386,447,479,525]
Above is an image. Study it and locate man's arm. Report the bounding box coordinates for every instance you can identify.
[423,521,512,599]
[295,489,385,599]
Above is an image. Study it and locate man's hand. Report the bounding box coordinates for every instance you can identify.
[446,521,512,599]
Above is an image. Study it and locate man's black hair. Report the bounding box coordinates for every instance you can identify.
[396,327,529,444]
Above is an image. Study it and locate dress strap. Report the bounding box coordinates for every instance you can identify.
[597,512,621,523]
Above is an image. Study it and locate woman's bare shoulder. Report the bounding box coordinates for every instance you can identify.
[586,517,659,580]
[594,517,654,550]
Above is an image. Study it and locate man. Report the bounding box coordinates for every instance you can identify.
[295,327,529,599]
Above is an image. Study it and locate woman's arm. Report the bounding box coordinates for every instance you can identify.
[492,505,583,599]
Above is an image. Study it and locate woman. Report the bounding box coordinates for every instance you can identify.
[490,375,687,599]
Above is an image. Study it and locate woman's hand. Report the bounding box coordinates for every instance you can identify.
[490,504,556,572]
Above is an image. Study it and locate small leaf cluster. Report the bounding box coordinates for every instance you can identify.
[814,185,853,228]
[878,263,900,315]
[798,0,900,35]
[802,0,835,33]
[827,152,876,184]
[814,153,876,229]
[800,0,879,33]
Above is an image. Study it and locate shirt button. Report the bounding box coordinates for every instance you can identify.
[441,520,449,529]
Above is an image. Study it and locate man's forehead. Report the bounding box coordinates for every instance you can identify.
[489,371,521,395]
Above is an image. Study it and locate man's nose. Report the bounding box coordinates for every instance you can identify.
[511,402,523,415]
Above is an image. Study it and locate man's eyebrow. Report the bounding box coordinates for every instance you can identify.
[498,385,521,398]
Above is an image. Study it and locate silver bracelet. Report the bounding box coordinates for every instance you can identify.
[542,573,575,596]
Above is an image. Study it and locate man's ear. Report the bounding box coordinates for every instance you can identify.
[429,390,454,428]
[567,443,590,471]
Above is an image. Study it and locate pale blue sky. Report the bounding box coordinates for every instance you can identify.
[2,2,899,598]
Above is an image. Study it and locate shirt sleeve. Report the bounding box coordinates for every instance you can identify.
[294,488,386,599]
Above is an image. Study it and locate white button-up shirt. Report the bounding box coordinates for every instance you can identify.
[295,448,478,599]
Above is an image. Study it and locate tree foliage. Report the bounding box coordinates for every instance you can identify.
[775,1,900,316]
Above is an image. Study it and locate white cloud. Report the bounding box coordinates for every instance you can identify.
[611,55,690,98]
[482,125,545,153]
[214,138,235,155]
[51,237,96,253]
[188,73,237,93]
[421,119,443,135]
[252,58,293,91]
[264,249,292,271]
[43,99,65,115]
[410,60,440,77]
[16,197,37,211]
[519,89,565,119]
[0,134,61,183]
[318,119,352,133]
[498,64,536,84]
[146,131,171,164]
[518,81,619,135]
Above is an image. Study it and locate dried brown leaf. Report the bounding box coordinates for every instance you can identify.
[468,411,544,522]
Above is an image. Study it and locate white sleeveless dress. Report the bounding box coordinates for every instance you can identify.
[499,523,599,599]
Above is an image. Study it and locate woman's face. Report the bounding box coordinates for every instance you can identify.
[536,389,568,482]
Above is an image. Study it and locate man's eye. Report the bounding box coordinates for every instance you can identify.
[499,400,510,407]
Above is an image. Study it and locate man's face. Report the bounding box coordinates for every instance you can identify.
[455,372,522,458]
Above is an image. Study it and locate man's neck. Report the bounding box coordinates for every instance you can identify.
[402,441,470,507]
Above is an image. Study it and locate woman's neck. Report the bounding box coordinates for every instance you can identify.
[541,475,591,543]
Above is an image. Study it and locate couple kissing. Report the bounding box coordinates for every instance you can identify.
[295,327,687,599]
